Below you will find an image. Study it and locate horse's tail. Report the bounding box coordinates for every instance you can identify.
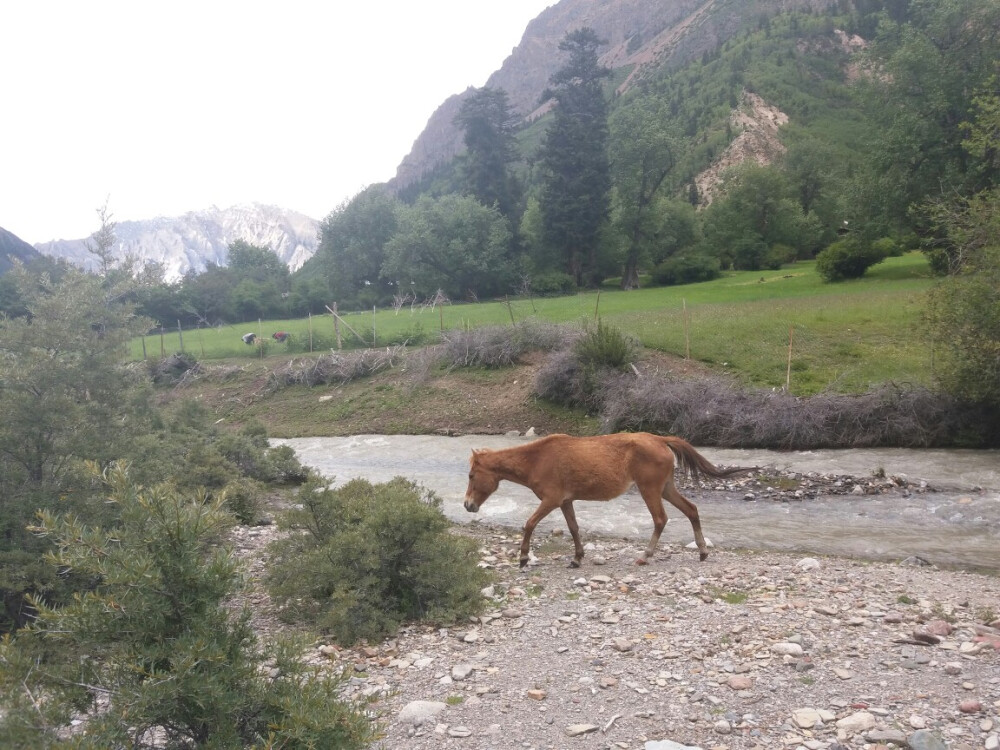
[660,435,756,484]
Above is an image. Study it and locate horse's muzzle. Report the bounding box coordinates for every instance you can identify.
[463,498,479,513]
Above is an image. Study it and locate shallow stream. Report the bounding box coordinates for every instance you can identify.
[273,435,1000,571]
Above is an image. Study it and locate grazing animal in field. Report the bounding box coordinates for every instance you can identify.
[241,332,257,345]
[272,331,289,343]
[464,432,753,568]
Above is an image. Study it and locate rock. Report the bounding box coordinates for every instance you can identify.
[644,742,705,750]
[796,557,821,571]
[907,730,948,750]
[451,664,474,681]
[565,723,599,736]
[792,708,822,728]
[836,710,876,734]
[867,728,907,744]
[448,726,473,737]
[958,699,982,713]
[398,700,447,727]
[727,675,753,690]
[771,642,804,656]
[923,619,953,636]
[527,689,547,700]
[713,719,732,734]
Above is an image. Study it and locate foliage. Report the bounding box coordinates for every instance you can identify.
[815,237,887,281]
[0,465,375,749]
[537,28,613,287]
[924,188,1000,407]
[439,321,572,369]
[455,86,522,221]
[651,254,721,286]
[609,95,685,289]
[0,264,155,630]
[382,194,515,300]
[267,477,490,645]
[304,185,401,310]
[600,375,976,449]
[574,319,639,371]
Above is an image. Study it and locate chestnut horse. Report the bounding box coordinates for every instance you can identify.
[464,432,752,568]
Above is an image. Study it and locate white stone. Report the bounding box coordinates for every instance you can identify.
[398,700,447,727]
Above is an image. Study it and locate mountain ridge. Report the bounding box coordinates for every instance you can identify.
[32,203,319,283]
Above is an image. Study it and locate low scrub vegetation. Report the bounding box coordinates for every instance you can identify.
[0,465,375,749]
[266,477,490,645]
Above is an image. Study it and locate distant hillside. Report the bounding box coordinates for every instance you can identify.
[34,203,319,282]
[0,226,41,274]
[390,0,834,191]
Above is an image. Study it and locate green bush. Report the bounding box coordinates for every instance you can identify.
[574,319,639,371]
[267,477,490,645]
[529,271,577,295]
[223,477,267,525]
[651,254,721,286]
[0,465,375,749]
[815,238,887,281]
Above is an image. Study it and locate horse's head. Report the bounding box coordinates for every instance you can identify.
[464,449,499,512]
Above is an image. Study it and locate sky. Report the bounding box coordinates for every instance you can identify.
[1,1,555,245]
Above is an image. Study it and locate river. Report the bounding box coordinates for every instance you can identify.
[272,435,1000,571]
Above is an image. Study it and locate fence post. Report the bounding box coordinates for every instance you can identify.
[373,305,376,347]
[785,326,795,391]
[177,320,184,353]
[683,299,690,360]
[308,312,314,352]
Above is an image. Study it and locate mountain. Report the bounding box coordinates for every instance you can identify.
[34,203,320,282]
[390,0,833,191]
[0,226,41,274]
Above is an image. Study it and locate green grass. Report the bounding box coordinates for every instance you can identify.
[133,253,936,396]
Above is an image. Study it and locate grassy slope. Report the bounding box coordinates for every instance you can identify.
[137,253,935,397]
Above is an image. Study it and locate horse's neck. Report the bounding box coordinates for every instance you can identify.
[487,445,536,487]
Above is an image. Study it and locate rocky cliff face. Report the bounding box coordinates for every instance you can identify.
[34,203,319,282]
[0,226,41,274]
[390,0,833,191]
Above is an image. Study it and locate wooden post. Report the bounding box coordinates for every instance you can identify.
[141,335,147,360]
[308,313,314,352]
[785,326,795,391]
[326,304,342,349]
[373,305,377,347]
[505,295,515,325]
[683,299,690,360]
[199,327,205,358]
[439,304,444,333]
[177,320,184,353]
[594,290,601,320]
[160,327,165,358]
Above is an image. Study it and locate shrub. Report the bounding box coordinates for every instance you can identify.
[815,238,887,281]
[574,319,639,371]
[651,254,721,286]
[0,465,375,749]
[528,271,576,295]
[222,477,267,525]
[266,477,490,645]
[440,321,573,369]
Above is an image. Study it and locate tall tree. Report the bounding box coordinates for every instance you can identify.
[610,97,684,289]
[382,194,513,300]
[856,0,1000,235]
[308,186,400,308]
[537,28,612,287]
[455,87,521,221]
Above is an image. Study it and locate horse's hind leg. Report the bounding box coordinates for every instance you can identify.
[662,481,709,561]
[560,500,585,568]
[636,484,668,565]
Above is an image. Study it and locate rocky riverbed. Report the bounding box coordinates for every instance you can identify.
[231,511,1000,750]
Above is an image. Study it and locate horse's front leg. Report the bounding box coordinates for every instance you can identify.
[560,500,584,568]
[519,500,559,568]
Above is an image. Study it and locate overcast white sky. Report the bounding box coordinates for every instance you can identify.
[1,1,554,244]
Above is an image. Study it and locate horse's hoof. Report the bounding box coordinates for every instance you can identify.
[519,559,528,569]
[635,558,648,566]
[699,551,709,561]
[568,560,580,569]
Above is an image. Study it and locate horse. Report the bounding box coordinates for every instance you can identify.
[463,432,753,568]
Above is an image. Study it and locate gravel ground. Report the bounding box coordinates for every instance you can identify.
[231,503,1000,750]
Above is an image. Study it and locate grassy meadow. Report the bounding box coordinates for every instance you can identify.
[133,252,937,396]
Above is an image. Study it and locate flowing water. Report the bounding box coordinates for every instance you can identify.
[272,435,1000,571]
